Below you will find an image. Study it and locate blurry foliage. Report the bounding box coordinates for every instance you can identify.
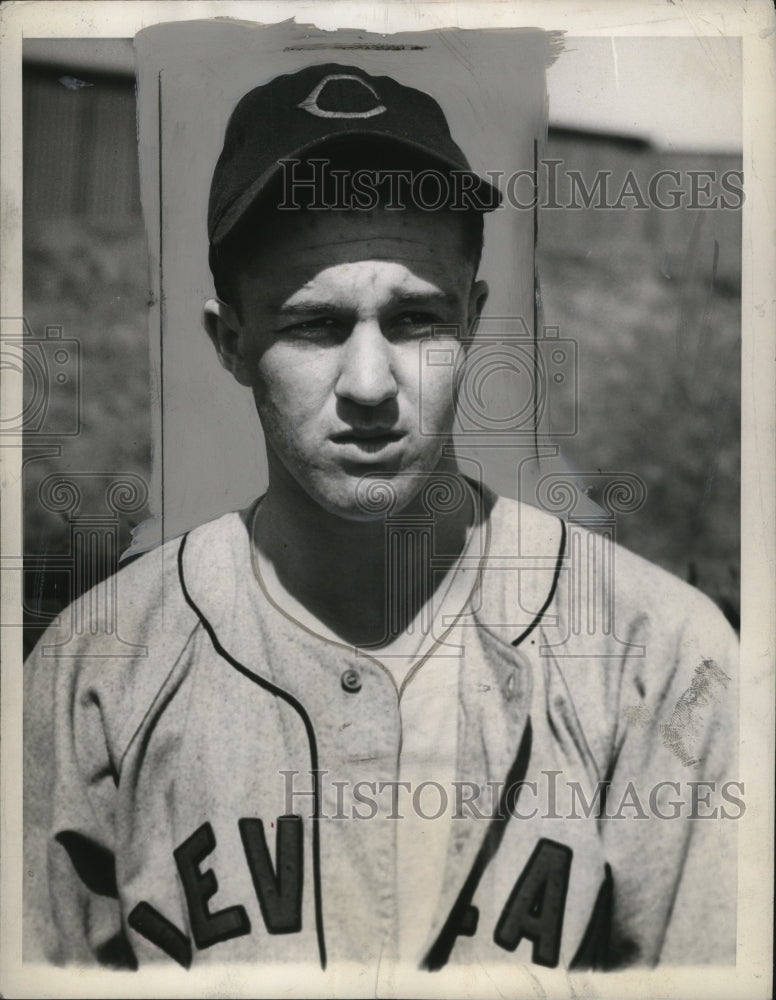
[23,217,152,650]
[538,230,740,626]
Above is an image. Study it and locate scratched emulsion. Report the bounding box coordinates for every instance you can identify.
[624,658,731,767]
[659,658,731,767]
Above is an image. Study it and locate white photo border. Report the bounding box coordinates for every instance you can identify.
[1,3,773,998]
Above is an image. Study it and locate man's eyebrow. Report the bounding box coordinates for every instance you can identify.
[385,290,461,308]
[275,301,340,316]
[277,290,460,313]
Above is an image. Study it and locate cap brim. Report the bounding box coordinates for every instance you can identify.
[211,130,502,248]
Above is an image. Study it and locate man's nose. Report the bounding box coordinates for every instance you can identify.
[335,321,398,407]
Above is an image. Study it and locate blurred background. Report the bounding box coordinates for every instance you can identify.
[21,35,741,655]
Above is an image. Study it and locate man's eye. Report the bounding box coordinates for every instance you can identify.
[391,312,440,333]
[297,317,334,329]
[283,317,342,339]
[396,312,434,324]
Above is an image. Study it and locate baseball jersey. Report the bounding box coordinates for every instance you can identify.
[23,486,739,973]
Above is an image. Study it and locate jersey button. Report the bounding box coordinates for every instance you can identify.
[341,668,362,693]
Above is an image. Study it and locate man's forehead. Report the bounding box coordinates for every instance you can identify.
[257,254,469,311]
[250,206,469,256]
[266,233,447,261]
[224,203,481,312]
[273,206,453,231]
[237,216,475,298]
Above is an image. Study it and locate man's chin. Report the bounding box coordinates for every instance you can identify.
[309,473,426,523]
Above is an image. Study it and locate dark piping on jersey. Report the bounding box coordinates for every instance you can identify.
[511,519,567,648]
[421,717,533,970]
[177,534,328,970]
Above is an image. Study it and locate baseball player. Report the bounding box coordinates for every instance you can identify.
[23,63,739,975]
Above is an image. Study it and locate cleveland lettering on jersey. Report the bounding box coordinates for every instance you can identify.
[129,815,303,965]
[129,811,599,971]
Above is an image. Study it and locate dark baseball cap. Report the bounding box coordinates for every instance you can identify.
[208,62,502,249]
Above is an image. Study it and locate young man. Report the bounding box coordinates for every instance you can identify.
[24,63,739,973]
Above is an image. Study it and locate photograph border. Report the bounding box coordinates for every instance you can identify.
[2,3,773,998]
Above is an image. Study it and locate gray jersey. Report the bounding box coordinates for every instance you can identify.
[23,489,739,970]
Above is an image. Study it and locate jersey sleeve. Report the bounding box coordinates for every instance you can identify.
[23,632,136,967]
[601,591,740,966]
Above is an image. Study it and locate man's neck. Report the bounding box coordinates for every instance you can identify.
[252,456,475,650]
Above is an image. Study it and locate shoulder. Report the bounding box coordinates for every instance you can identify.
[482,490,736,656]
[482,492,738,775]
[24,508,252,727]
[30,508,250,657]
[24,507,257,773]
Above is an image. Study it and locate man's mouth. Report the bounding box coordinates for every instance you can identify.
[331,429,406,455]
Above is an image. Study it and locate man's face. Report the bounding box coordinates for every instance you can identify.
[206,206,488,520]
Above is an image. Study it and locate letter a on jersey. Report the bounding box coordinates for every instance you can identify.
[494,839,573,968]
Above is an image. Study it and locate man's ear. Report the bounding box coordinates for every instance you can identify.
[202,298,253,387]
[466,279,489,346]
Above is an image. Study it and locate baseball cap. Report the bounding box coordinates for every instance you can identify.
[208,62,502,249]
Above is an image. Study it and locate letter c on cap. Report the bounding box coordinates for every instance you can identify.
[298,74,387,119]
